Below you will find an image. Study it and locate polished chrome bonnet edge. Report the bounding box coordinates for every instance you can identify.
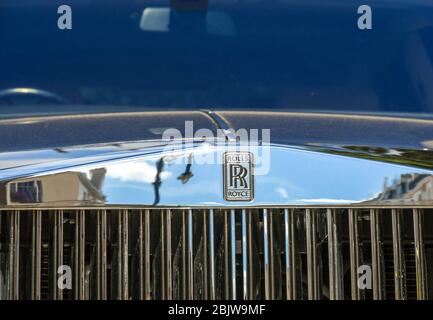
[0,141,433,207]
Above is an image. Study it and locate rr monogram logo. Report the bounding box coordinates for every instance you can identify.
[229,164,248,188]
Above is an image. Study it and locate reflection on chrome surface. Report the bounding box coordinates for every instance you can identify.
[370,173,433,204]
[1,142,433,207]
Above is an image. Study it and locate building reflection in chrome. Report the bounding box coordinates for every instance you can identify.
[1,143,433,207]
[372,173,433,204]
[2,168,106,205]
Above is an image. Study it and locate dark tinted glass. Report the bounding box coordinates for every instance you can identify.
[1,0,433,113]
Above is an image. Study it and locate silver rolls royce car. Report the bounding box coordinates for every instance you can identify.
[1,0,433,300]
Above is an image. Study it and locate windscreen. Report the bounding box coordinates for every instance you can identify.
[1,0,433,114]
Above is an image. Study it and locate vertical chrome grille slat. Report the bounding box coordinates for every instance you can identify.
[160,210,166,299]
[370,209,383,300]
[209,209,216,300]
[268,209,275,300]
[413,209,427,300]
[263,208,271,300]
[74,210,85,300]
[306,209,319,300]
[327,209,343,300]
[138,210,144,300]
[31,210,42,300]
[181,210,187,300]
[223,210,230,299]
[96,209,107,300]
[118,209,129,300]
[52,210,63,300]
[348,209,361,300]
[391,209,406,300]
[0,213,2,298]
[247,210,254,300]
[241,209,248,300]
[187,209,194,300]
[284,209,297,300]
[144,209,151,300]
[165,209,172,300]
[203,210,209,300]
[230,209,236,300]
[8,211,20,300]
[6,210,20,300]
[13,211,20,300]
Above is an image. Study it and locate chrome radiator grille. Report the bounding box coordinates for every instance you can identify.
[0,208,432,300]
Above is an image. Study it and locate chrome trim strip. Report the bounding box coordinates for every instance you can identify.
[2,143,433,208]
